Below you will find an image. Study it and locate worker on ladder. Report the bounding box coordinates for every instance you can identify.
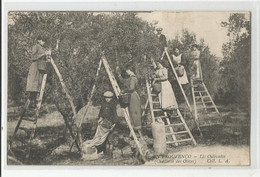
[26,36,51,108]
[171,47,190,103]
[152,60,178,112]
[156,27,168,58]
[116,65,143,138]
[190,44,202,81]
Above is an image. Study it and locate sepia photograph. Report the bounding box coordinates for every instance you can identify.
[6,11,251,166]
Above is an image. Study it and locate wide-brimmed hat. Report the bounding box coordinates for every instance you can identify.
[104,91,114,98]
[156,27,163,31]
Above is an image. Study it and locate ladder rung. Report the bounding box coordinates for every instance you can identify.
[152,101,160,104]
[168,114,179,118]
[155,115,168,119]
[196,101,212,105]
[204,101,213,103]
[195,96,209,99]
[165,123,184,127]
[166,138,193,144]
[22,117,36,122]
[151,94,158,96]
[194,91,206,93]
[153,109,163,112]
[166,131,188,135]
[18,127,30,131]
[197,107,209,110]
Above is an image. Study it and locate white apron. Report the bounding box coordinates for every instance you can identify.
[172,54,189,84]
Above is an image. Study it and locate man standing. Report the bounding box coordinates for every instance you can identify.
[82,91,118,158]
[156,27,167,54]
[26,36,50,108]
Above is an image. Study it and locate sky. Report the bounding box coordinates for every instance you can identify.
[137,12,249,58]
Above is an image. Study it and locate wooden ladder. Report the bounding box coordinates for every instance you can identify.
[9,73,48,159]
[146,79,197,146]
[161,49,193,114]
[101,55,147,162]
[9,56,82,161]
[191,79,222,127]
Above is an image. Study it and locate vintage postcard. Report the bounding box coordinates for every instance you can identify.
[6,11,250,166]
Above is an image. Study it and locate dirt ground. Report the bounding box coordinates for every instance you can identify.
[6,104,250,166]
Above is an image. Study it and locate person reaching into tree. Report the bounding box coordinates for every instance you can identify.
[116,65,143,138]
[26,36,51,108]
[171,47,190,101]
[152,61,178,111]
[172,47,189,85]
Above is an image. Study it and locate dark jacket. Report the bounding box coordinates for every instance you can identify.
[158,34,167,48]
[98,99,118,124]
[26,44,47,92]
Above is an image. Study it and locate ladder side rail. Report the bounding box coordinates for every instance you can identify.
[49,57,81,152]
[30,73,47,139]
[160,51,166,60]
[202,82,220,114]
[10,99,31,146]
[199,59,203,81]
[190,80,203,137]
[191,80,198,121]
[198,92,207,113]
[101,55,147,162]
[35,74,47,118]
[142,100,149,117]
[164,50,192,113]
[142,79,155,116]
[26,74,48,159]
[77,59,103,128]
[176,109,197,145]
[145,78,155,123]
[164,112,178,146]
[50,57,77,118]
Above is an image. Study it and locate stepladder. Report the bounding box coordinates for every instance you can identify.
[146,78,197,146]
[9,73,48,160]
[160,49,193,114]
[101,55,147,162]
[191,78,222,127]
[9,56,81,162]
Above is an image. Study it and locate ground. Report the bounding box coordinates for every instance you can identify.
[6,103,250,166]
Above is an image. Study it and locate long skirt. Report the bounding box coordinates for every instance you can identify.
[193,60,201,79]
[178,66,189,85]
[26,61,43,92]
[159,80,178,110]
[128,91,142,130]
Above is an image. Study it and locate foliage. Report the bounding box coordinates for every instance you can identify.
[8,12,161,116]
[167,30,219,99]
[217,13,250,110]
